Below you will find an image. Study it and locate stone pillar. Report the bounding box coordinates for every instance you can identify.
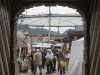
[14,19,19,75]
[10,12,18,75]
[10,14,15,75]
[83,16,90,75]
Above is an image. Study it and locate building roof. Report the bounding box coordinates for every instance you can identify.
[68,30,84,36]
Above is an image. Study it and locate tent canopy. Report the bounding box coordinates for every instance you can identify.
[17,6,83,27]
[68,37,84,75]
[17,16,82,27]
[32,43,52,48]
[53,43,64,47]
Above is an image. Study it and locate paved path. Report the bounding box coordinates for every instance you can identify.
[20,61,68,75]
[20,69,68,75]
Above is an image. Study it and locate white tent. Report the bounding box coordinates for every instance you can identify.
[32,43,51,48]
[53,43,64,47]
[68,37,84,75]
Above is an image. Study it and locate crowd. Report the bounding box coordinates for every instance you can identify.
[28,48,70,75]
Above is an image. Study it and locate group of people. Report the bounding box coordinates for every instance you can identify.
[29,48,70,75]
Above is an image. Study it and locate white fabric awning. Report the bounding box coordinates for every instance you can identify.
[68,37,84,75]
[17,6,83,27]
[53,43,64,47]
[32,43,51,48]
[17,17,82,27]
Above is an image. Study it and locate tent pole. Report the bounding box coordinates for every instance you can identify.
[48,6,51,44]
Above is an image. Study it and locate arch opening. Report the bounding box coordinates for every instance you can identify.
[13,3,88,75]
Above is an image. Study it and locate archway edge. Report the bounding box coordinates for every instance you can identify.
[15,2,86,21]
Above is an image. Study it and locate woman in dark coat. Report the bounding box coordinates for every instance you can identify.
[41,49,47,69]
[30,49,35,73]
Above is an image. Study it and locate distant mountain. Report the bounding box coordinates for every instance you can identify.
[17,25,59,35]
[62,28,75,35]
[17,25,29,31]
[17,25,83,36]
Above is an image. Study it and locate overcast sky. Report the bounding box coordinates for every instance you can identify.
[21,5,82,33]
[22,5,79,15]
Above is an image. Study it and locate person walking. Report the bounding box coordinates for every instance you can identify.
[30,49,35,73]
[45,49,54,74]
[57,49,66,75]
[65,50,69,71]
[21,49,26,61]
[52,49,58,72]
[33,49,42,75]
[41,49,47,69]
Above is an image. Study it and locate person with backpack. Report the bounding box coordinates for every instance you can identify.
[57,49,66,75]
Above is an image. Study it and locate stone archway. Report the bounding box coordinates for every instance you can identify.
[10,1,90,75]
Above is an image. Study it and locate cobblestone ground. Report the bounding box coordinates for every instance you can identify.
[20,61,68,75]
[20,69,68,75]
